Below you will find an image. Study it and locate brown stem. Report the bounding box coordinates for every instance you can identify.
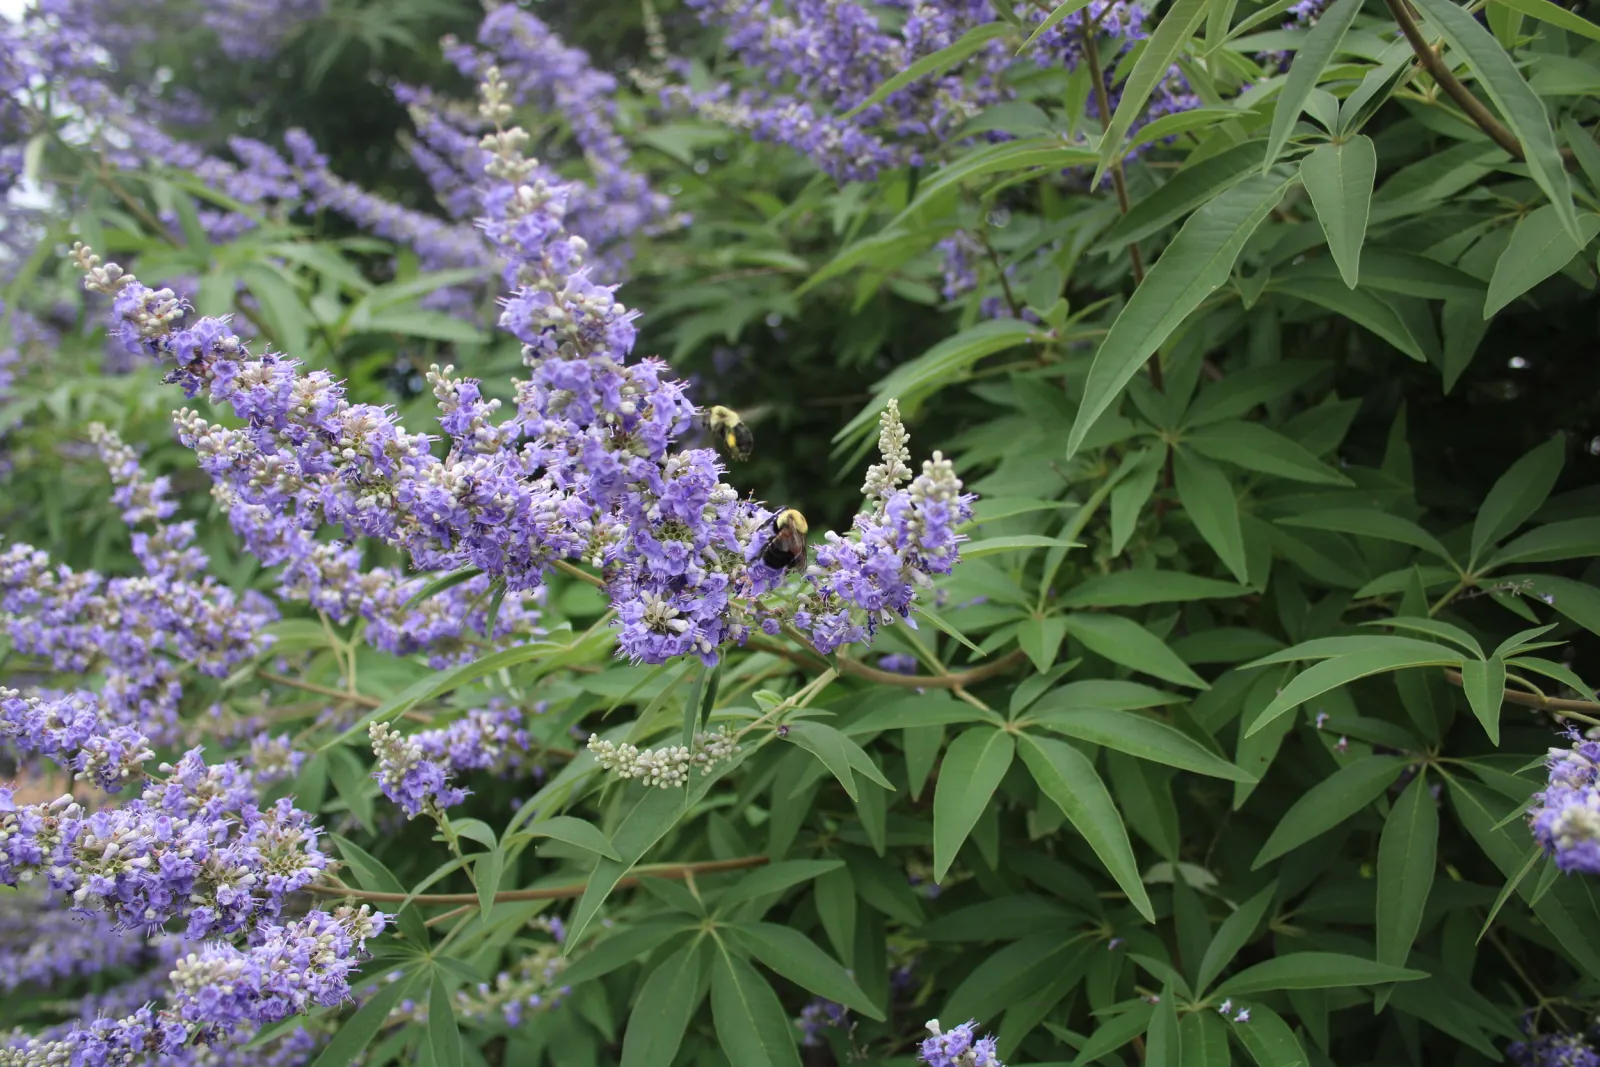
[1442,668,1600,716]
[750,636,1027,690]
[257,670,381,709]
[1081,21,1160,395]
[977,227,1024,319]
[1384,0,1527,161]
[305,855,769,905]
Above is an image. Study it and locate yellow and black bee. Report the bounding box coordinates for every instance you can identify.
[762,509,809,570]
[702,405,754,461]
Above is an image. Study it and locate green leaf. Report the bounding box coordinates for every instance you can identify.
[1094,0,1212,182]
[1017,733,1155,922]
[621,940,710,1067]
[1215,952,1427,996]
[1376,775,1439,982]
[1275,508,1452,560]
[960,535,1080,559]
[1489,0,1600,44]
[1459,656,1507,743]
[329,835,427,947]
[849,22,1012,116]
[1018,616,1069,672]
[717,860,845,911]
[1484,207,1600,316]
[1067,173,1290,458]
[1061,613,1210,689]
[428,974,464,1067]
[571,789,701,949]
[1471,435,1566,562]
[1409,0,1581,246]
[309,970,421,1067]
[1185,422,1353,485]
[474,847,502,920]
[785,721,894,801]
[326,746,375,833]
[240,263,311,359]
[709,949,804,1067]
[1488,519,1600,567]
[1264,0,1364,167]
[1068,1004,1154,1066]
[1235,1005,1310,1067]
[729,922,884,1020]
[1248,644,1465,734]
[1173,449,1249,584]
[1097,141,1268,251]
[845,692,996,734]
[1028,707,1254,781]
[1197,882,1277,992]
[1019,0,1097,54]
[1180,1010,1231,1067]
[1252,755,1409,867]
[1272,274,1431,360]
[1110,446,1167,555]
[364,309,486,345]
[933,727,1016,881]
[513,816,623,861]
[1299,136,1377,288]
[1060,570,1248,608]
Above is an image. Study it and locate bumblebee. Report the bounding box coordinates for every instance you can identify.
[702,405,754,461]
[762,509,809,570]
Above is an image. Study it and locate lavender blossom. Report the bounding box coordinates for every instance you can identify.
[369,706,537,819]
[1529,731,1600,873]
[920,1019,1005,1067]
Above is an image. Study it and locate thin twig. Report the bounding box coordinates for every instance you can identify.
[552,559,606,589]
[1081,23,1153,336]
[752,634,1026,690]
[257,670,382,709]
[977,227,1024,319]
[305,855,770,905]
[1384,0,1527,161]
[1443,668,1600,717]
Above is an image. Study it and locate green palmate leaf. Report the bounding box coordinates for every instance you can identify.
[1126,107,1247,156]
[557,922,689,987]
[1490,0,1600,40]
[1215,952,1428,996]
[1471,435,1566,563]
[1173,448,1250,584]
[960,535,1080,559]
[1299,136,1377,288]
[1097,141,1268,251]
[933,727,1016,881]
[1184,421,1353,485]
[1252,755,1410,867]
[1067,173,1290,458]
[474,847,502,920]
[1017,733,1155,922]
[710,949,805,1067]
[240,263,311,359]
[1060,570,1247,608]
[1061,613,1210,689]
[1408,0,1581,245]
[1376,774,1439,988]
[848,22,1011,117]
[729,922,884,1020]
[1027,707,1254,781]
[571,787,709,949]
[845,692,996,734]
[1264,0,1365,167]
[1484,207,1600,316]
[1459,656,1507,742]
[621,940,711,1067]
[1110,445,1167,555]
[309,970,421,1067]
[427,975,464,1067]
[1197,882,1277,992]
[890,139,1098,230]
[1069,1004,1154,1066]
[1033,679,1186,712]
[1147,986,1181,1063]
[1235,1005,1311,1067]
[1248,644,1464,734]
[1094,0,1211,182]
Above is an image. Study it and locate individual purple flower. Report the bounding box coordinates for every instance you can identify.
[798,997,848,1046]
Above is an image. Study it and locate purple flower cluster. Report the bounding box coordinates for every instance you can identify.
[1529,731,1600,873]
[201,0,326,61]
[665,0,1010,181]
[0,886,153,993]
[920,1019,1004,1067]
[1509,1018,1600,1067]
[370,705,536,819]
[795,402,973,653]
